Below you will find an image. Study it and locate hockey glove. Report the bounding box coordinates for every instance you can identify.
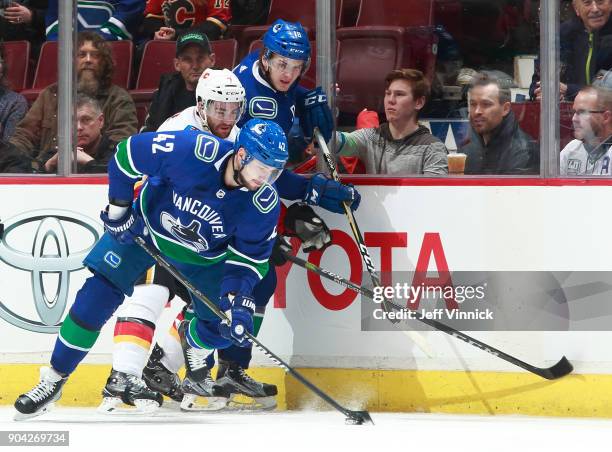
[300,87,334,143]
[100,205,148,245]
[270,235,293,266]
[219,294,255,347]
[284,203,332,253]
[304,173,361,214]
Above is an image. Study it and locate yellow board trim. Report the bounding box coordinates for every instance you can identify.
[1,365,612,417]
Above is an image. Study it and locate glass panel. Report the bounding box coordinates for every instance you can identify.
[333,0,542,176]
[557,0,612,177]
[0,3,54,175]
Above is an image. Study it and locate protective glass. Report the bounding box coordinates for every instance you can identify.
[268,57,304,76]
[241,158,284,185]
[205,100,244,122]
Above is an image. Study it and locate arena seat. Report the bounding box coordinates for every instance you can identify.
[339,0,361,27]
[108,40,133,89]
[133,40,176,92]
[247,39,317,90]
[510,101,574,149]
[355,0,433,27]
[336,26,405,115]
[1,40,30,92]
[211,39,238,69]
[21,40,134,103]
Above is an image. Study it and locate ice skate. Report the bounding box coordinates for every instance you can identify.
[14,366,67,421]
[216,359,278,411]
[143,344,184,403]
[98,369,163,415]
[179,321,229,411]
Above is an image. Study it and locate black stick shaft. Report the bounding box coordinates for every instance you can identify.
[314,129,380,286]
[134,237,372,422]
[284,252,573,380]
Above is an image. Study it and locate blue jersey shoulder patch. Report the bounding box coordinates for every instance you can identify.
[252,184,278,214]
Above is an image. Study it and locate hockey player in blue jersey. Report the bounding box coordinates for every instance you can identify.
[13,118,292,420]
[234,18,334,144]
[99,69,360,412]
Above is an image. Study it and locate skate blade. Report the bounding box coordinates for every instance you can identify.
[180,394,228,412]
[226,394,277,411]
[13,403,55,421]
[97,397,160,415]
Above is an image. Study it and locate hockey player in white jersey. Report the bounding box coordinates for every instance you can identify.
[103,68,358,412]
[161,67,244,140]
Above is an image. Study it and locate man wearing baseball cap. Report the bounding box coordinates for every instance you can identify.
[142,30,216,132]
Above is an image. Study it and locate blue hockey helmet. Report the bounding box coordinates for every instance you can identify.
[262,19,311,63]
[235,119,288,185]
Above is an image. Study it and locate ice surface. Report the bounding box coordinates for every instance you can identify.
[1,406,609,452]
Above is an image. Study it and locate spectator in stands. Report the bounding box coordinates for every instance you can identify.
[38,94,117,173]
[9,31,138,165]
[531,0,612,101]
[141,30,215,132]
[45,0,144,41]
[460,71,538,174]
[0,1,48,57]
[332,69,448,175]
[0,52,27,142]
[141,0,231,42]
[560,85,612,174]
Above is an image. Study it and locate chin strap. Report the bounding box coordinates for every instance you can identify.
[230,155,246,188]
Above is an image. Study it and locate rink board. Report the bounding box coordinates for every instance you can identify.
[1,178,612,416]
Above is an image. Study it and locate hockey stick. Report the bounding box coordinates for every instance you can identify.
[283,251,573,380]
[134,236,373,425]
[313,128,433,355]
[313,128,384,298]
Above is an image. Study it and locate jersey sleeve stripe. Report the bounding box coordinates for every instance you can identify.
[114,138,141,179]
[225,259,267,280]
[226,244,269,264]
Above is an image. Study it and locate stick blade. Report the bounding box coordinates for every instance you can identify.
[345,410,374,425]
[536,356,573,380]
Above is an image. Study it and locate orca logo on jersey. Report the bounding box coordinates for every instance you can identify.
[0,210,100,333]
[249,97,278,120]
[161,212,210,253]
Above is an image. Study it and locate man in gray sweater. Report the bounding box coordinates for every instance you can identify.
[333,69,448,175]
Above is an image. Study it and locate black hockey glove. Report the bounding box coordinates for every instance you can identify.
[284,203,332,253]
[270,235,293,267]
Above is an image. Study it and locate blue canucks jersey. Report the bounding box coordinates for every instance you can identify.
[234,51,308,135]
[107,130,280,296]
[45,0,144,41]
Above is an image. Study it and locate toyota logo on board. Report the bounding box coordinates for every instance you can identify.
[0,209,100,333]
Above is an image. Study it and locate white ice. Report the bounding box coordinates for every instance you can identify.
[1,406,610,452]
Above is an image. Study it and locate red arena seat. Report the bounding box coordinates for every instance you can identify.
[1,41,30,92]
[336,26,405,115]
[355,0,433,27]
[211,39,238,69]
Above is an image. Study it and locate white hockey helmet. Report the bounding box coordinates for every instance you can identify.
[196,68,246,130]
